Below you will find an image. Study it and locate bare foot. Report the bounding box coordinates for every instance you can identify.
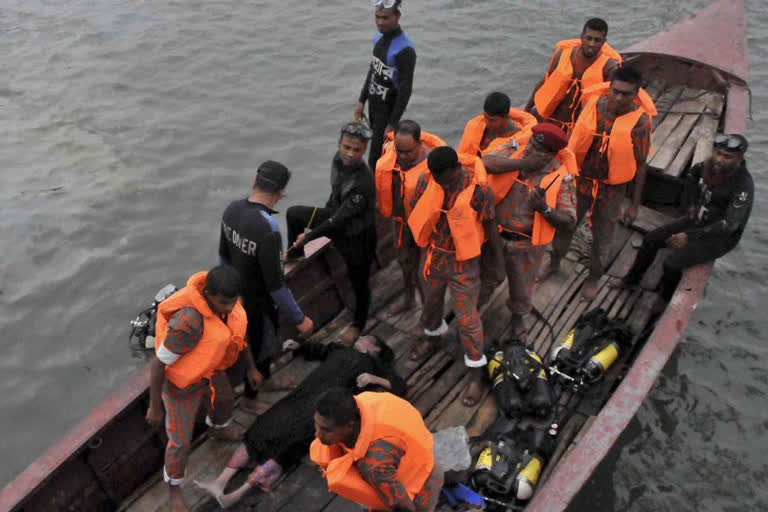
[209,423,244,441]
[539,258,561,282]
[581,278,598,301]
[239,397,272,416]
[261,376,298,391]
[462,378,484,407]
[340,326,361,345]
[409,337,437,361]
[194,479,224,501]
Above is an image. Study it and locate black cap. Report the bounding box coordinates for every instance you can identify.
[427,146,459,175]
[255,160,291,192]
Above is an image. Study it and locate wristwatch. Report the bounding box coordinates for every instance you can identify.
[542,206,553,216]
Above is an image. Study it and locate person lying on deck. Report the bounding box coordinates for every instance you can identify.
[310,388,443,512]
[194,336,404,509]
[610,133,753,300]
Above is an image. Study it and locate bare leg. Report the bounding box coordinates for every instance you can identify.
[217,481,256,509]
[462,367,485,407]
[194,467,238,501]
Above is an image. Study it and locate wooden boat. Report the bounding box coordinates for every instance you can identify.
[0,1,748,510]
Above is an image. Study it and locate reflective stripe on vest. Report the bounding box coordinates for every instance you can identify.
[533,39,622,121]
[310,392,434,509]
[375,131,447,219]
[372,31,414,92]
[155,272,247,389]
[456,108,538,158]
[568,82,657,185]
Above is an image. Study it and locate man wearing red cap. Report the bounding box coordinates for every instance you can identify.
[482,124,577,338]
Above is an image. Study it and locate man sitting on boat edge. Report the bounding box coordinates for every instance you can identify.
[610,134,754,300]
[375,119,446,314]
[144,266,250,512]
[287,122,378,344]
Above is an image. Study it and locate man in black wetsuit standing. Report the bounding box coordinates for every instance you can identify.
[354,0,417,172]
[287,122,377,344]
[220,161,315,414]
[611,134,754,300]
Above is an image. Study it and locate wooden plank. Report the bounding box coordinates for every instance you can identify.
[649,113,683,158]
[649,90,711,171]
[644,79,666,102]
[691,93,725,166]
[650,84,683,128]
[640,251,667,291]
[664,121,699,177]
[630,204,675,234]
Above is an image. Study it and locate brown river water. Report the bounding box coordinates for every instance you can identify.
[1,1,766,509]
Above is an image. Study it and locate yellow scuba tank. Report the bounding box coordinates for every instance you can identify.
[512,452,544,500]
[583,341,621,383]
[550,327,575,363]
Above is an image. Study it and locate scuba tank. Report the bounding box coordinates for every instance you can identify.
[129,283,177,349]
[488,340,554,418]
[471,427,557,503]
[472,437,520,496]
[512,428,557,501]
[487,351,524,417]
[549,308,633,388]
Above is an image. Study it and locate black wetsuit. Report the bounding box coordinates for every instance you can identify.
[220,199,305,398]
[359,26,416,171]
[625,162,753,299]
[243,343,405,468]
[287,154,377,330]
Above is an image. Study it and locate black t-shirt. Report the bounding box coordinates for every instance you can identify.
[682,162,753,246]
[219,200,302,323]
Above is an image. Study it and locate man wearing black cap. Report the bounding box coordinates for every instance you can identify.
[220,161,315,414]
[481,124,578,338]
[610,134,753,300]
[408,146,502,407]
[287,122,377,343]
[355,0,417,171]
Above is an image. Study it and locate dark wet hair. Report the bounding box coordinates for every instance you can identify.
[370,335,395,363]
[483,92,511,117]
[253,160,291,193]
[315,388,360,427]
[427,146,459,177]
[611,65,643,89]
[583,18,608,36]
[395,119,421,142]
[205,265,241,298]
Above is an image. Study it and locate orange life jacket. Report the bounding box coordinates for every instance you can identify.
[534,39,623,122]
[457,108,538,158]
[568,82,657,185]
[155,271,247,389]
[408,162,487,273]
[375,131,447,219]
[488,145,576,245]
[310,392,434,510]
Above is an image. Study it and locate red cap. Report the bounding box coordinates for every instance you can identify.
[531,123,569,152]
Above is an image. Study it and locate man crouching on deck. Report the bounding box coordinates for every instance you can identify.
[145,265,250,512]
[407,146,503,407]
[310,388,443,511]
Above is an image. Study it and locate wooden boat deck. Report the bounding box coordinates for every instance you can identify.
[123,204,674,512]
[121,76,727,512]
